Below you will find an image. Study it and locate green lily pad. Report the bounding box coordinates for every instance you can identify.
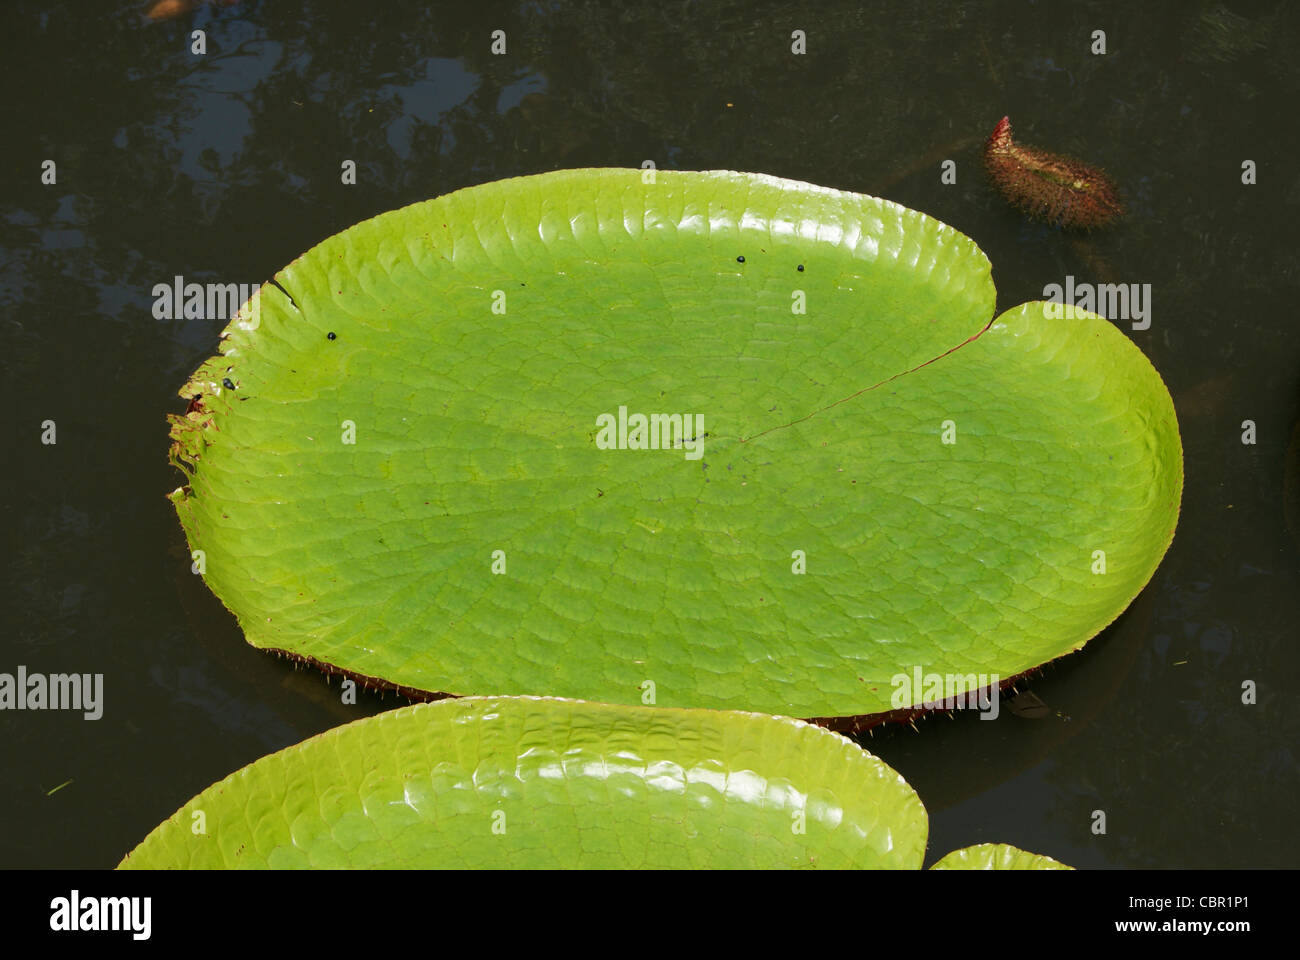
[931,842,1074,870]
[169,168,1182,718]
[118,697,928,869]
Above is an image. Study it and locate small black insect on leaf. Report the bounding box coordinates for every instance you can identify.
[222,378,236,390]
[327,331,337,340]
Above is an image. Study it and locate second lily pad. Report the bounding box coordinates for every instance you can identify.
[119,697,929,869]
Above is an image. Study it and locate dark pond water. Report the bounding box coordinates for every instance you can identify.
[2,0,1296,868]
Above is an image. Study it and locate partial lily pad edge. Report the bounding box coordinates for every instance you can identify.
[931,842,1075,870]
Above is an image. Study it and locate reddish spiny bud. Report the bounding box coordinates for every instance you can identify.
[983,116,1124,229]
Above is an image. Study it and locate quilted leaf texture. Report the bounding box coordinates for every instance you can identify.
[168,169,1182,718]
[931,842,1073,870]
[119,697,928,869]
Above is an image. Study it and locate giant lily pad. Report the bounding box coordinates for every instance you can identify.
[118,697,929,869]
[169,169,1182,718]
